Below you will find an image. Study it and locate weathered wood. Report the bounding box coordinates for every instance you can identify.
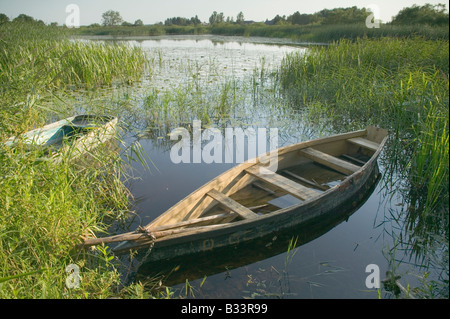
[248,204,269,210]
[207,189,259,220]
[252,181,276,195]
[83,223,229,247]
[145,129,368,229]
[84,212,236,246]
[148,212,237,231]
[342,154,366,166]
[245,166,319,200]
[78,126,389,260]
[299,147,360,175]
[282,170,328,191]
[348,137,380,152]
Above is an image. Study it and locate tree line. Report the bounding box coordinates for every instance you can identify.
[1,3,448,28]
[161,4,448,27]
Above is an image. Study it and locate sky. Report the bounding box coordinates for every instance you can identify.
[0,0,448,26]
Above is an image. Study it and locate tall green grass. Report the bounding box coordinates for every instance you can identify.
[0,23,148,90]
[0,22,149,298]
[0,140,130,298]
[1,22,148,138]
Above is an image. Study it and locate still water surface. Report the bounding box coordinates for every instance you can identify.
[99,35,425,298]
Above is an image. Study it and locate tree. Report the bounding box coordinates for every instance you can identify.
[134,19,144,26]
[236,11,244,24]
[317,6,369,24]
[190,15,201,25]
[288,11,317,25]
[13,14,34,23]
[209,11,224,25]
[271,14,287,25]
[391,3,449,26]
[0,13,10,24]
[102,10,123,26]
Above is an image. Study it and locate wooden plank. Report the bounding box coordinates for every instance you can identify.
[275,129,367,158]
[299,147,360,175]
[245,166,318,200]
[348,137,380,152]
[83,212,237,246]
[83,223,229,247]
[207,189,259,220]
[252,181,276,195]
[153,212,236,231]
[342,154,366,166]
[282,170,328,191]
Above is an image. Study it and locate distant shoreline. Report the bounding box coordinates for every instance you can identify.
[72,34,329,47]
[70,23,449,43]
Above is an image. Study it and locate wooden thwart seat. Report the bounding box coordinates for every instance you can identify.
[299,147,360,175]
[207,189,259,220]
[245,166,318,201]
[348,137,380,152]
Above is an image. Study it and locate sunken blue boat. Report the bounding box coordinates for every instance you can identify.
[5,115,118,163]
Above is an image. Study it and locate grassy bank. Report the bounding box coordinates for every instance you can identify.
[0,22,148,298]
[74,23,449,42]
[278,37,449,297]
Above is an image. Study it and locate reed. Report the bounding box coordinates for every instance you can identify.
[278,37,449,291]
[0,23,148,91]
[0,22,149,298]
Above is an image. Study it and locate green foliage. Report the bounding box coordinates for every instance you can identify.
[0,22,148,298]
[165,15,201,26]
[315,6,370,25]
[392,3,449,26]
[0,22,148,137]
[102,10,123,27]
[0,13,10,24]
[209,11,225,25]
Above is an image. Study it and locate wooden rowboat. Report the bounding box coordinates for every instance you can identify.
[5,115,118,163]
[83,126,388,261]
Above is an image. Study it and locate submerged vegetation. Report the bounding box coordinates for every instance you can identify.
[0,5,449,299]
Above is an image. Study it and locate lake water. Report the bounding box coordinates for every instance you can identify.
[93,35,438,299]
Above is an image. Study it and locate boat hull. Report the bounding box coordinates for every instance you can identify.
[5,115,118,163]
[114,134,384,261]
[138,166,380,281]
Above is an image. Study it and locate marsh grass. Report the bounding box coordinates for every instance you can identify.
[279,37,449,297]
[0,22,150,298]
[0,23,148,90]
[0,137,131,297]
